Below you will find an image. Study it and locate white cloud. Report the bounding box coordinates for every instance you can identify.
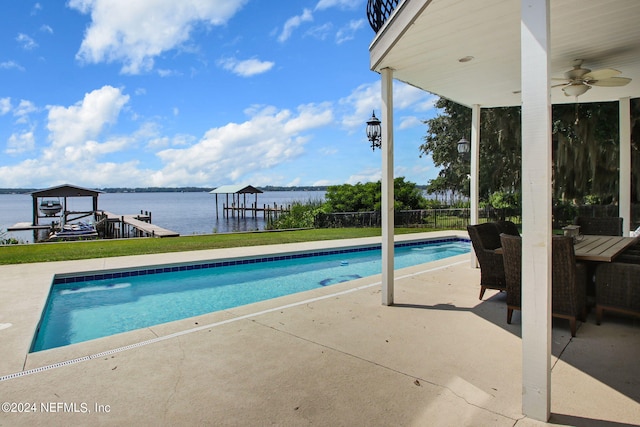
[394,84,436,110]
[335,19,365,44]
[278,9,313,43]
[315,0,358,11]
[283,102,333,134]
[0,61,24,71]
[413,95,438,112]
[45,85,130,160]
[305,23,332,40]
[147,137,171,150]
[151,103,333,186]
[398,116,422,130]
[14,100,38,124]
[6,130,36,155]
[0,87,156,187]
[287,177,302,187]
[346,168,381,185]
[218,57,275,77]
[0,98,11,115]
[339,82,379,130]
[40,25,54,34]
[157,69,180,77]
[68,0,249,74]
[339,81,437,131]
[319,146,337,155]
[16,33,38,50]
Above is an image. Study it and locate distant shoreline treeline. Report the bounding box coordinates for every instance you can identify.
[0,186,331,195]
[0,184,429,195]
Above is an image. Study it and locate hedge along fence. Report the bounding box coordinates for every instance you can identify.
[315,209,477,229]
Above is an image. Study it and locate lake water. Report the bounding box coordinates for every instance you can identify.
[0,191,325,243]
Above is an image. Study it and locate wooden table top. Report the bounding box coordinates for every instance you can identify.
[573,235,639,262]
[494,235,638,262]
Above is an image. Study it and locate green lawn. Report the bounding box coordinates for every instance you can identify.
[0,228,436,265]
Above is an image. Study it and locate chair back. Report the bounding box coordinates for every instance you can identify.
[468,222,507,297]
[551,236,585,317]
[573,216,623,236]
[496,220,520,237]
[467,222,501,252]
[500,233,522,308]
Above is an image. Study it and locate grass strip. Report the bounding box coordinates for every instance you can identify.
[0,228,436,265]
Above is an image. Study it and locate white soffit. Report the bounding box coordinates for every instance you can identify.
[370,0,640,107]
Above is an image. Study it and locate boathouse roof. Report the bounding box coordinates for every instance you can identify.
[209,185,263,195]
[30,184,102,198]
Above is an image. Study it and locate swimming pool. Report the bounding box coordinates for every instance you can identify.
[32,238,469,352]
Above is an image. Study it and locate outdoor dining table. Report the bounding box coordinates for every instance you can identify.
[494,235,638,262]
[572,235,639,262]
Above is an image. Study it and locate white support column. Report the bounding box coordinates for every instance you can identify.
[381,67,394,306]
[521,0,552,421]
[470,104,481,267]
[619,97,631,234]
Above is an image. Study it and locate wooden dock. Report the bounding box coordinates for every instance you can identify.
[222,203,290,219]
[7,222,52,232]
[97,211,179,238]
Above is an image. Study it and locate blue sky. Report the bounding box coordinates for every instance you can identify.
[0,0,439,189]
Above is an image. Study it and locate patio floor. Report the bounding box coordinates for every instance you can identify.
[0,231,638,426]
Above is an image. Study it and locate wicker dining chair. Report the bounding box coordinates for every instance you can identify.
[573,216,623,236]
[615,240,640,264]
[499,233,522,325]
[467,222,506,300]
[594,262,640,324]
[499,234,587,337]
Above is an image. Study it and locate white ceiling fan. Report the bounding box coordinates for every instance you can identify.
[554,59,632,97]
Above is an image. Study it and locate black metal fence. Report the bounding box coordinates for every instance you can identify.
[315,204,640,230]
[315,208,487,229]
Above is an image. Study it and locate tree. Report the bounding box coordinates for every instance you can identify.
[419,98,521,201]
[553,101,633,203]
[420,97,640,204]
[324,178,427,212]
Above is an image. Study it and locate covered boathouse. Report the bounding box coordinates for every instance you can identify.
[30,184,100,227]
[210,184,263,219]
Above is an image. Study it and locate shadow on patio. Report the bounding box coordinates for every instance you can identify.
[386,258,639,425]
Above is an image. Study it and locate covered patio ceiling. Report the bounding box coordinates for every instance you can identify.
[368,1,639,421]
[370,0,640,108]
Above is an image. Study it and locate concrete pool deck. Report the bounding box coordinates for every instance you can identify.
[0,231,638,426]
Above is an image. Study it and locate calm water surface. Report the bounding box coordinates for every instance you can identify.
[0,191,325,242]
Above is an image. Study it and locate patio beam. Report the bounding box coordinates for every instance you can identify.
[381,67,395,306]
[520,0,552,421]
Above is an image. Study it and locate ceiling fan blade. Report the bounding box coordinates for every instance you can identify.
[583,68,621,81]
[590,77,632,87]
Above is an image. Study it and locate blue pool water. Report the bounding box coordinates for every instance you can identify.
[32,238,469,352]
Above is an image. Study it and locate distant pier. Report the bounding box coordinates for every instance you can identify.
[222,202,290,219]
[96,211,179,238]
[211,184,289,220]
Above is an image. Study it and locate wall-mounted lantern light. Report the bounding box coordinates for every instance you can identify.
[457,137,470,159]
[366,110,382,151]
